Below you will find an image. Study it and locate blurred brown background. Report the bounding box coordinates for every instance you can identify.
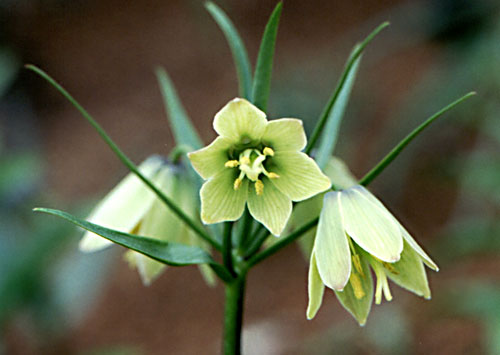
[1,0,499,354]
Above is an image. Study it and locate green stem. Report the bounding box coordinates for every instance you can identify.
[244,226,269,259]
[223,222,236,277]
[359,92,476,186]
[304,22,389,155]
[246,217,318,268]
[25,64,221,251]
[223,275,246,355]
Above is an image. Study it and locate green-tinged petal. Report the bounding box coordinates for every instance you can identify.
[400,227,439,271]
[125,250,167,286]
[286,194,323,259]
[269,151,331,201]
[261,118,306,152]
[323,156,358,189]
[247,177,292,236]
[314,192,351,290]
[339,186,403,262]
[335,254,373,326]
[354,185,437,270]
[188,137,232,180]
[307,252,325,320]
[200,168,248,224]
[79,156,164,252]
[213,98,267,143]
[385,240,432,299]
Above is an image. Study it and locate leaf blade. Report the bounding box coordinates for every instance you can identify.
[316,50,361,168]
[205,2,253,99]
[156,67,203,150]
[251,2,283,111]
[34,208,214,266]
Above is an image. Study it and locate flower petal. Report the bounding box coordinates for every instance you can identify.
[200,168,248,224]
[334,253,374,326]
[385,240,432,299]
[79,156,163,252]
[125,250,167,286]
[261,118,306,151]
[323,156,358,189]
[269,151,331,201]
[314,191,351,290]
[247,177,292,236]
[188,137,233,180]
[353,185,437,269]
[307,252,325,320]
[213,98,267,143]
[400,227,439,271]
[339,186,403,262]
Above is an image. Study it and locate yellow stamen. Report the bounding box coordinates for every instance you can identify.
[263,147,274,156]
[234,178,242,190]
[240,156,251,165]
[225,160,239,168]
[255,179,264,195]
[352,254,364,277]
[382,262,399,275]
[267,172,280,179]
[350,273,365,299]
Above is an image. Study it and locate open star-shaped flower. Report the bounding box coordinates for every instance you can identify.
[188,98,331,236]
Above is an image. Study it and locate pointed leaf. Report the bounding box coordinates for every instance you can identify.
[305,22,389,155]
[316,51,361,168]
[205,2,252,99]
[251,2,283,111]
[35,208,215,266]
[156,67,203,150]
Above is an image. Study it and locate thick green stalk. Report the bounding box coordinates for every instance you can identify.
[223,275,246,355]
[223,222,236,277]
[25,65,221,251]
[359,92,476,186]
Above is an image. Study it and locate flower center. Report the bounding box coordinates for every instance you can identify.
[224,147,279,196]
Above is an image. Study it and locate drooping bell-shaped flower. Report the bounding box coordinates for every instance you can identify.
[307,184,438,325]
[79,155,215,286]
[188,98,331,236]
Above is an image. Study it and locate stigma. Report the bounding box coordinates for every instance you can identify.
[225,147,279,195]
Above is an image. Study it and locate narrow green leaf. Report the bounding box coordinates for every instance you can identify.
[156,67,203,150]
[305,22,390,155]
[359,92,476,186]
[205,2,252,99]
[316,51,361,169]
[34,208,214,266]
[25,64,221,251]
[251,2,283,111]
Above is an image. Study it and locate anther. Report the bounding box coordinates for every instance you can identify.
[350,274,365,299]
[240,156,251,165]
[267,172,280,179]
[225,160,239,168]
[382,262,399,275]
[352,254,364,276]
[234,178,242,190]
[263,147,274,156]
[255,179,264,195]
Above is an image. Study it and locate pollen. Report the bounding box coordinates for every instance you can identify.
[267,172,280,179]
[225,160,239,168]
[234,178,242,190]
[350,273,365,299]
[263,147,274,156]
[255,179,264,195]
[382,261,399,275]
